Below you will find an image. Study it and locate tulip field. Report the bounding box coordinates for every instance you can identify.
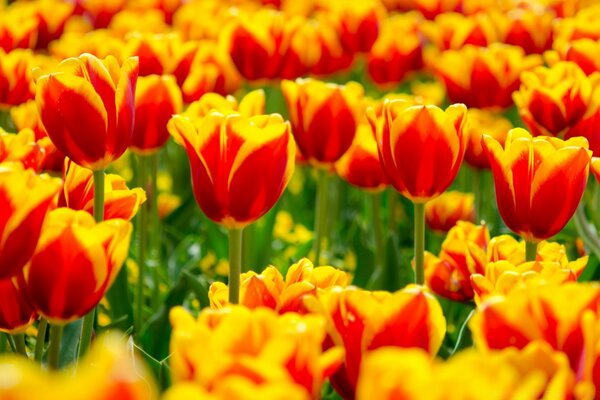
[4,0,600,398]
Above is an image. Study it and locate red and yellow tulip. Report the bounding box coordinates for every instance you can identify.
[168,111,294,228]
[464,108,512,169]
[482,128,591,242]
[35,53,139,170]
[0,164,60,279]
[20,208,132,323]
[0,277,36,334]
[282,78,363,168]
[131,74,182,154]
[425,191,475,233]
[366,99,467,203]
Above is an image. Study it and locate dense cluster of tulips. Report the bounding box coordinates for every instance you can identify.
[3,0,600,398]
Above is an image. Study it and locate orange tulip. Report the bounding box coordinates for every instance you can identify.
[432,44,542,109]
[425,191,475,232]
[282,78,363,167]
[58,159,146,221]
[35,53,139,170]
[335,124,388,192]
[0,277,36,334]
[366,99,467,203]
[464,108,512,169]
[168,111,295,228]
[0,164,60,279]
[310,285,446,398]
[0,48,36,107]
[367,13,423,85]
[131,74,182,154]
[482,128,591,241]
[209,258,349,313]
[20,208,132,323]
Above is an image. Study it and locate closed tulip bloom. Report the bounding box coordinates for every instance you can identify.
[184,90,265,120]
[0,277,36,334]
[495,8,554,54]
[0,164,60,279]
[432,44,542,109]
[35,53,139,170]
[282,78,363,167]
[464,109,512,169]
[58,159,146,221]
[131,74,182,154]
[0,129,46,172]
[547,38,600,76]
[335,124,388,191]
[168,112,295,228]
[421,12,498,50]
[366,99,468,203]
[324,0,382,53]
[20,208,132,323]
[482,128,591,242]
[306,19,354,77]
[425,191,475,232]
[123,32,169,77]
[0,11,37,51]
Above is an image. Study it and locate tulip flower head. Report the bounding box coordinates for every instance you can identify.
[131,74,182,154]
[464,108,512,169]
[0,164,60,279]
[425,191,475,232]
[482,128,591,242]
[35,53,139,170]
[168,111,295,228]
[366,99,468,203]
[0,277,36,334]
[282,78,363,168]
[20,208,132,324]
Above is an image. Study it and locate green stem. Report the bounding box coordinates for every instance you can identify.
[34,318,48,361]
[574,205,600,259]
[135,155,148,337]
[370,192,386,287]
[79,169,105,358]
[312,170,329,265]
[388,189,398,232]
[0,333,6,353]
[228,227,244,304]
[472,168,483,222]
[48,324,63,370]
[414,202,426,285]
[150,152,160,311]
[525,240,537,262]
[14,333,26,357]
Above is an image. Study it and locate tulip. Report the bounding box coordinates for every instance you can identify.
[304,19,354,77]
[20,208,131,323]
[421,12,498,50]
[209,258,348,313]
[324,0,382,53]
[0,164,60,279]
[482,128,591,253]
[310,285,445,398]
[58,159,145,221]
[169,305,343,398]
[123,32,169,77]
[0,128,46,172]
[0,48,36,107]
[432,44,542,109]
[180,41,242,103]
[425,191,475,233]
[0,277,36,334]
[10,100,47,141]
[164,380,310,400]
[0,9,37,51]
[184,90,265,120]
[35,52,139,171]
[495,8,554,54]
[168,111,294,303]
[366,99,467,284]
[367,13,423,86]
[13,0,74,49]
[470,282,600,372]
[131,74,182,154]
[335,124,388,192]
[547,38,600,76]
[513,61,600,156]
[78,0,126,28]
